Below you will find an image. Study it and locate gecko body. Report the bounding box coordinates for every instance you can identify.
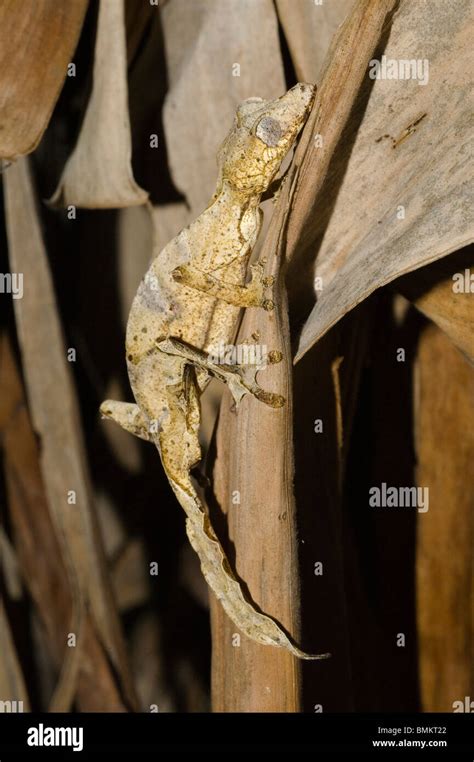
[101,83,329,659]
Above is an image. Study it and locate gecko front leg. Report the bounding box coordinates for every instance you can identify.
[172,259,275,311]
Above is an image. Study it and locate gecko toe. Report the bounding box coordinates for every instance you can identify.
[268,350,283,364]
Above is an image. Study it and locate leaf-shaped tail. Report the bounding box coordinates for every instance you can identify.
[169,477,330,661]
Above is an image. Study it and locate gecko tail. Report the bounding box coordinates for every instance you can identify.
[102,379,328,659]
[170,478,329,661]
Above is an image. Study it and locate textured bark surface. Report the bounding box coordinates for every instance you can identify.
[210,286,302,711]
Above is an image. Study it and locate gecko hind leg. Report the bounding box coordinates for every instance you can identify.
[157,337,285,409]
[158,366,203,490]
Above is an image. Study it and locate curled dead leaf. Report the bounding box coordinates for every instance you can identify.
[50,0,147,209]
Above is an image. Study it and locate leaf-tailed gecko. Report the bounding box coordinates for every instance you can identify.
[101,83,329,660]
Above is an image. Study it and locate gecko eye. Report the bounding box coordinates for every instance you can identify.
[255,116,282,147]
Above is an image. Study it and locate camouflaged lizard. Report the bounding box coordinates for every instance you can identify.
[101,83,329,660]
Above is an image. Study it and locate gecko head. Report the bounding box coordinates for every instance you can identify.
[217,83,316,195]
[249,83,315,149]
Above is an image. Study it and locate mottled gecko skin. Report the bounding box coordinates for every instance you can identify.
[101,84,329,660]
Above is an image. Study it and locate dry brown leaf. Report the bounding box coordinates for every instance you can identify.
[111,539,150,613]
[0,527,22,601]
[50,0,147,208]
[294,0,473,361]
[129,611,179,713]
[118,205,154,326]
[4,158,137,709]
[414,324,474,710]
[276,0,355,82]
[0,0,87,160]
[125,0,155,66]
[0,341,131,711]
[397,248,474,362]
[1,369,130,712]
[0,601,30,711]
